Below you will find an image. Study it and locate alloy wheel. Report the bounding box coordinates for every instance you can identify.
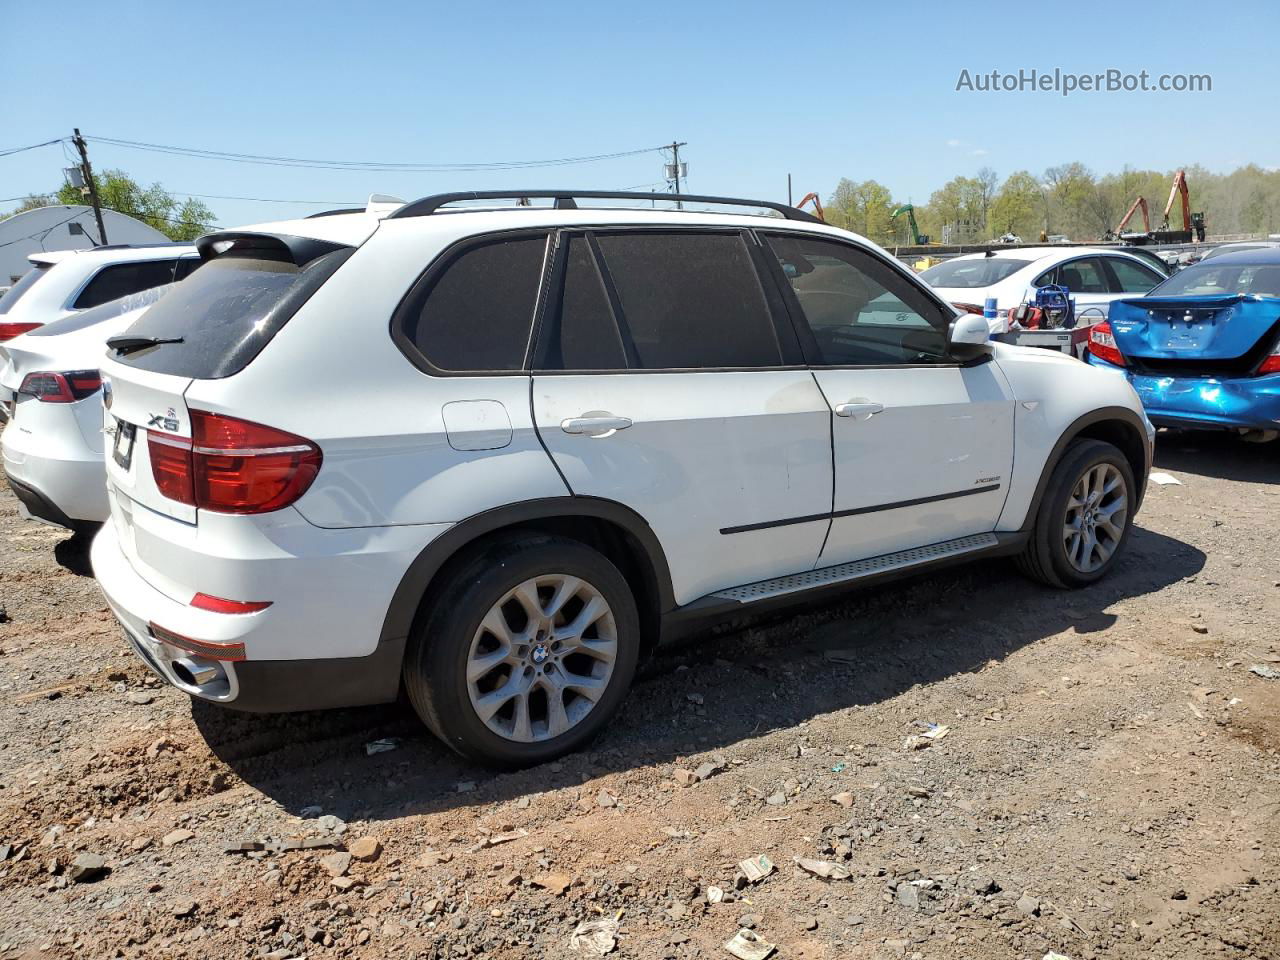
[1062,462,1128,573]
[465,575,618,743]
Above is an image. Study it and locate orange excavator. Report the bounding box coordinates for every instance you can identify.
[795,192,825,221]
[1106,195,1151,241]
[1154,170,1206,243]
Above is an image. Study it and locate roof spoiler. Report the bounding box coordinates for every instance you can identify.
[195,232,351,266]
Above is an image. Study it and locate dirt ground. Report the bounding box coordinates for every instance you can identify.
[0,429,1277,960]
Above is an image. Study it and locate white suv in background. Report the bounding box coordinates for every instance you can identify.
[1,286,174,529]
[91,192,1151,767]
[0,243,200,342]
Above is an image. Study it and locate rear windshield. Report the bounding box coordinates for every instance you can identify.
[1150,261,1280,298]
[29,284,173,337]
[113,248,352,379]
[0,262,53,315]
[918,258,1030,289]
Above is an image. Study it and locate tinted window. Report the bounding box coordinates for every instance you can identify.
[919,257,1030,288]
[404,235,547,372]
[173,258,203,281]
[1106,257,1162,293]
[536,235,626,370]
[73,259,179,309]
[114,248,353,379]
[1056,258,1109,294]
[594,232,780,369]
[766,234,949,365]
[0,262,52,315]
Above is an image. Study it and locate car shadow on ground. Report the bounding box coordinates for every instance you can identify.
[1154,429,1280,484]
[53,527,97,577]
[192,524,1205,823]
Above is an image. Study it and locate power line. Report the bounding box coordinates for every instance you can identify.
[171,190,361,205]
[85,134,668,172]
[0,138,66,158]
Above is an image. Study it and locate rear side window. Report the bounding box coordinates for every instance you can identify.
[535,235,627,370]
[0,262,53,315]
[113,247,353,379]
[174,258,203,281]
[1105,257,1162,293]
[399,235,548,372]
[1056,258,1109,294]
[593,232,780,369]
[73,259,180,309]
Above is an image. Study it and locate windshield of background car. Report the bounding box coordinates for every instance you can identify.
[918,258,1030,288]
[1149,261,1280,298]
[0,262,52,315]
[27,284,174,337]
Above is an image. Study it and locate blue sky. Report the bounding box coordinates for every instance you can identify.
[2,0,1275,228]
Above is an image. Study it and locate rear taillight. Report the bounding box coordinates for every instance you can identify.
[146,410,322,514]
[0,322,41,342]
[1260,341,1280,375]
[18,370,102,403]
[1087,321,1126,367]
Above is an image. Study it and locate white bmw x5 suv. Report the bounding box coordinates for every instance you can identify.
[92,191,1152,767]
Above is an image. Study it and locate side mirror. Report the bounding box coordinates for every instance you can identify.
[948,312,991,361]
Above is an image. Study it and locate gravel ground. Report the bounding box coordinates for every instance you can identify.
[0,429,1277,960]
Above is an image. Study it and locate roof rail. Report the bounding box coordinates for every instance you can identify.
[385,190,823,223]
[305,208,365,219]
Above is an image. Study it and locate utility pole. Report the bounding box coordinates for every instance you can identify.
[665,141,687,210]
[787,173,792,206]
[72,128,107,245]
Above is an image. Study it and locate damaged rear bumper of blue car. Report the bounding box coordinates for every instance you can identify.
[1087,354,1280,431]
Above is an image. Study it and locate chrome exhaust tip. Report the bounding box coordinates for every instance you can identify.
[171,656,220,687]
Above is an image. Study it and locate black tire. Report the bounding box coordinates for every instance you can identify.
[1015,438,1136,588]
[403,534,640,767]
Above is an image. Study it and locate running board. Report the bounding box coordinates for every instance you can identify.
[708,533,1001,603]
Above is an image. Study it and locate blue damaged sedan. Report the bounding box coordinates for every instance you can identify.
[1085,249,1280,441]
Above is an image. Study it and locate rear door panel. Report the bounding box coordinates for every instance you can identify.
[532,371,832,605]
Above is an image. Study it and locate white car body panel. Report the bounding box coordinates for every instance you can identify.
[532,370,832,605]
[813,362,1015,565]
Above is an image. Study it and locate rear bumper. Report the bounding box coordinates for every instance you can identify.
[1086,356,1280,431]
[92,520,408,712]
[5,473,80,530]
[1,404,108,524]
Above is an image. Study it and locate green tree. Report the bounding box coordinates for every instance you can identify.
[990,171,1042,239]
[826,178,896,245]
[56,169,214,241]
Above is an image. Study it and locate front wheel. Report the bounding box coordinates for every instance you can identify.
[1016,439,1135,588]
[403,534,640,767]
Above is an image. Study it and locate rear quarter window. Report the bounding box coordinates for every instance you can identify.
[112,247,353,379]
[72,259,181,309]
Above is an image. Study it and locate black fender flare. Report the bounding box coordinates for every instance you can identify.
[377,496,675,647]
[1021,405,1152,530]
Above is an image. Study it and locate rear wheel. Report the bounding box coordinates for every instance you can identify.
[1016,439,1135,588]
[403,535,640,767]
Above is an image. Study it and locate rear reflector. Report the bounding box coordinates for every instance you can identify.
[1086,321,1126,367]
[0,321,41,342]
[191,593,272,614]
[18,370,102,403]
[146,410,321,514]
[147,622,247,662]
